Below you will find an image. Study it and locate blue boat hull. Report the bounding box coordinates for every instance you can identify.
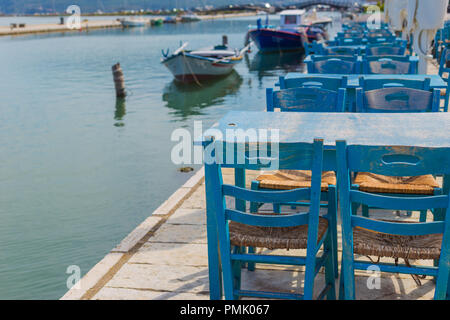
[249,29,306,52]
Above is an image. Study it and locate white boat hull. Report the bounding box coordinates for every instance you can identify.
[162,54,239,82]
[121,20,147,27]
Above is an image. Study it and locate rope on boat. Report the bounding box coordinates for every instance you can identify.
[181,51,203,87]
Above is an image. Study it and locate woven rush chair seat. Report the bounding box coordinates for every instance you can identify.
[354,172,439,195]
[256,170,336,191]
[353,223,443,260]
[229,216,328,250]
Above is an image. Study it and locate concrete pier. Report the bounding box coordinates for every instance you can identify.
[0,19,122,36]
[0,12,256,37]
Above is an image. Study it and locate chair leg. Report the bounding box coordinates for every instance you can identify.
[434,239,450,299]
[303,256,316,300]
[232,246,242,300]
[419,210,427,222]
[273,203,281,213]
[324,230,336,300]
[341,231,356,300]
[338,256,345,300]
[247,246,255,271]
[328,187,338,278]
[248,181,260,272]
[362,205,369,217]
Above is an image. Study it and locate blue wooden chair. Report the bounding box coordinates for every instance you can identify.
[321,46,361,56]
[205,138,337,300]
[355,87,440,113]
[362,59,417,75]
[354,86,442,222]
[279,75,348,91]
[363,56,418,74]
[438,47,450,112]
[266,87,346,112]
[307,56,361,74]
[357,77,431,91]
[336,141,450,300]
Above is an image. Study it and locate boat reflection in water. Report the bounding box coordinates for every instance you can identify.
[246,51,306,84]
[162,70,243,121]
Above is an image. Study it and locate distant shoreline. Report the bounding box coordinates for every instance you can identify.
[0,11,257,37]
[0,9,260,18]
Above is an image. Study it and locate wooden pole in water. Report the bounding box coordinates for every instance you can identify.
[112,63,126,98]
[222,35,228,46]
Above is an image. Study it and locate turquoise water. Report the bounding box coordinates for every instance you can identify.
[0,13,340,299]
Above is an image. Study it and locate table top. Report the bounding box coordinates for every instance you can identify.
[208,111,450,148]
[283,73,447,88]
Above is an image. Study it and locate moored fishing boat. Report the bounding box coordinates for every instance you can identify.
[151,18,163,26]
[247,9,330,52]
[180,13,201,22]
[120,17,149,27]
[161,39,251,83]
[164,16,178,24]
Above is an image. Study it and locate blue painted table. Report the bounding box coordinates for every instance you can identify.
[202,111,450,299]
[280,73,446,111]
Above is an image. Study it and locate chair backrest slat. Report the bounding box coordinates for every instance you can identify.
[359,77,431,91]
[345,144,450,176]
[225,209,309,227]
[279,75,348,90]
[352,215,445,236]
[364,60,412,74]
[323,46,360,56]
[313,59,359,74]
[223,184,311,203]
[367,46,406,56]
[350,190,450,211]
[356,87,439,113]
[268,87,346,112]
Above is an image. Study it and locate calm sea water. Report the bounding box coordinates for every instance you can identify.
[0,13,341,299]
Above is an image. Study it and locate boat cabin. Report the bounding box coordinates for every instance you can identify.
[279,10,306,30]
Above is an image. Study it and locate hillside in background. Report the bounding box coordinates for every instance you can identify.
[0,0,299,14]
